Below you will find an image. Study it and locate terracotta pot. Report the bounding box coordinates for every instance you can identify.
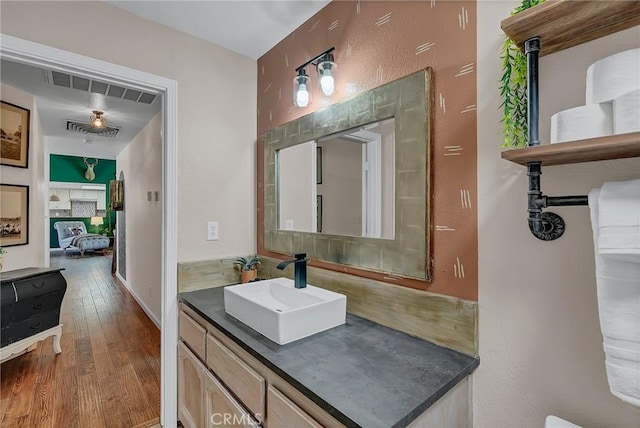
[240,269,257,284]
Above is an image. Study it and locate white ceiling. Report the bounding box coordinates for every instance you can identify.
[1,59,161,158]
[1,1,327,159]
[107,0,331,59]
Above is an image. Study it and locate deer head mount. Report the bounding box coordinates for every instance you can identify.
[83,157,98,182]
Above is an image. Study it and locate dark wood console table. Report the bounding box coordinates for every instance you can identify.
[0,267,67,362]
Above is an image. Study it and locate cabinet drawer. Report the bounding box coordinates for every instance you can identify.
[180,311,206,360]
[204,369,260,427]
[267,385,322,428]
[1,282,18,307]
[11,292,64,322]
[206,333,265,418]
[13,273,66,300]
[0,311,60,347]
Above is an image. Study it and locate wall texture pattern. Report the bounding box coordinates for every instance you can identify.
[257,0,478,300]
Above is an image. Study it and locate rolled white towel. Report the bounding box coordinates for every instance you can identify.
[550,103,613,144]
[586,48,640,105]
[613,90,640,134]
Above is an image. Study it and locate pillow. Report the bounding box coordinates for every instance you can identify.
[68,227,84,237]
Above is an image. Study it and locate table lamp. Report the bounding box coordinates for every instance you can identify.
[90,216,103,233]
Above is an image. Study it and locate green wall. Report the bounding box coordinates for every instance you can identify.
[49,154,117,248]
[50,154,116,184]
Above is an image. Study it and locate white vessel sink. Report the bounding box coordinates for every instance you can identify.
[224,278,346,345]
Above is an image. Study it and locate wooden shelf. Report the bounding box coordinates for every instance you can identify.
[501,0,640,56]
[501,132,640,166]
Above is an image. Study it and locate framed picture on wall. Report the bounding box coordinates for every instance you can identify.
[0,184,29,247]
[1,101,30,168]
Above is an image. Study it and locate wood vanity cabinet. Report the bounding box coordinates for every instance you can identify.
[178,306,332,428]
[178,304,472,428]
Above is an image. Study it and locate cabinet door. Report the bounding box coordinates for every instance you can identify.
[69,189,84,199]
[204,369,260,428]
[97,190,106,210]
[59,189,71,209]
[178,342,205,428]
[267,385,322,428]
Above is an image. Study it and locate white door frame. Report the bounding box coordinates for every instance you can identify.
[355,131,382,238]
[0,34,178,426]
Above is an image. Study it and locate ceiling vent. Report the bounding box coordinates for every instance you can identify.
[66,120,120,138]
[46,70,158,105]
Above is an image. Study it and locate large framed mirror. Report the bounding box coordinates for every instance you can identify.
[263,68,433,280]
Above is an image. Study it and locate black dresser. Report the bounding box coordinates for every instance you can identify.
[0,267,67,355]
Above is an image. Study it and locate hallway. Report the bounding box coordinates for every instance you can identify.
[0,253,161,427]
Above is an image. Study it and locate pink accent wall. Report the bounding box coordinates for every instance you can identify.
[257,0,477,300]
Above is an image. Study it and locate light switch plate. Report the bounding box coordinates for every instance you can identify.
[207,221,219,241]
[284,219,294,230]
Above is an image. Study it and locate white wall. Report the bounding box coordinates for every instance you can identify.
[0,1,257,263]
[1,83,45,270]
[117,112,162,324]
[317,137,362,236]
[476,2,640,426]
[46,136,117,160]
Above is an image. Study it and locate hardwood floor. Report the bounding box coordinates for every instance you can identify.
[0,252,161,427]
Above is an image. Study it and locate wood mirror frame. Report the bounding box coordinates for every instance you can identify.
[262,68,433,280]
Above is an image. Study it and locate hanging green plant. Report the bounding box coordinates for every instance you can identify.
[500,0,545,148]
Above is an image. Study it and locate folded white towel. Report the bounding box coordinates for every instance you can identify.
[605,360,640,407]
[589,187,640,408]
[598,179,640,257]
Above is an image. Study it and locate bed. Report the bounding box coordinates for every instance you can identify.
[53,221,110,255]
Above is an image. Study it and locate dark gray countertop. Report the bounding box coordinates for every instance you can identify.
[180,287,479,428]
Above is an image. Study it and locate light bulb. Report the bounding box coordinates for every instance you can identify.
[320,74,335,96]
[296,84,310,107]
[317,53,336,97]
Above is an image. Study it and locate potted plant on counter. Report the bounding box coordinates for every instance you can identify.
[234,255,260,284]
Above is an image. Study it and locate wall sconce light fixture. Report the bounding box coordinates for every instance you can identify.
[317,52,336,96]
[293,69,311,107]
[90,110,106,128]
[293,47,336,107]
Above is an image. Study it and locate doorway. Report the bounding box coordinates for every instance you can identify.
[1,35,178,425]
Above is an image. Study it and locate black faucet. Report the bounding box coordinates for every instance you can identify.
[276,253,308,289]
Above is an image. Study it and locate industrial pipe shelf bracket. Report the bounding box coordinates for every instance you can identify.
[524,37,588,241]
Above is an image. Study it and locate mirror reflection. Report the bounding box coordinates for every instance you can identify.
[276,118,395,239]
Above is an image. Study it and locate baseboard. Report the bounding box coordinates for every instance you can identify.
[115,272,161,329]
